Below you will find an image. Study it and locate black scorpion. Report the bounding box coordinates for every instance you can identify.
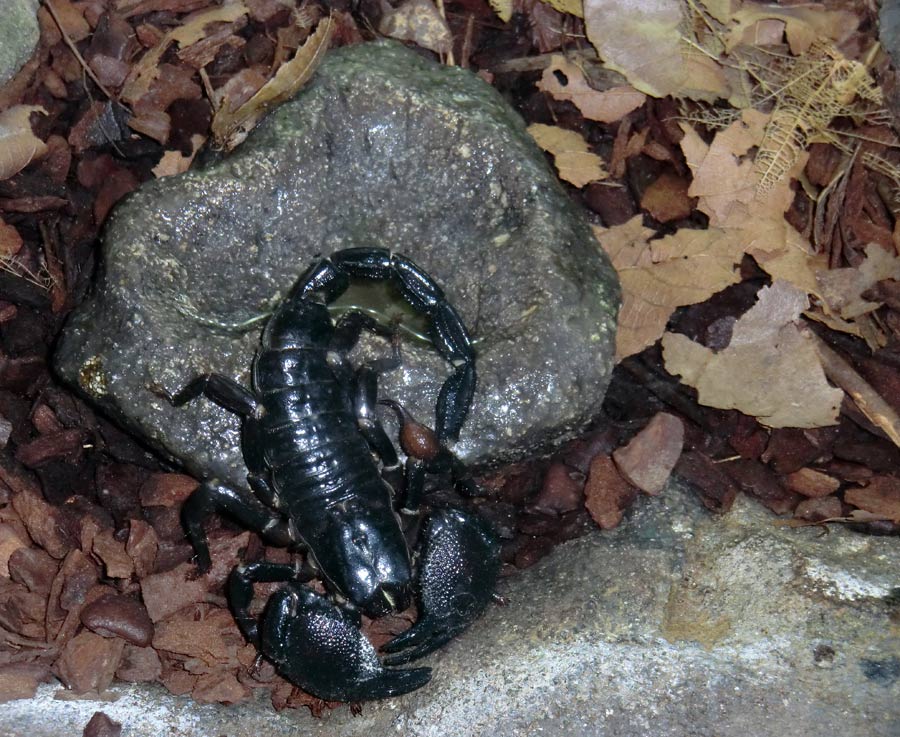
[157,247,501,702]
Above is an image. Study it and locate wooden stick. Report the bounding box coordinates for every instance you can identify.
[809,329,900,448]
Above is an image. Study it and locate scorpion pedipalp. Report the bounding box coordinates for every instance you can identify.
[382,508,501,666]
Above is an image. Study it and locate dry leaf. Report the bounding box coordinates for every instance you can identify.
[121,3,250,106]
[537,55,645,123]
[596,218,742,359]
[583,0,730,101]
[727,3,859,54]
[817,243,900,321]
[697,0,735,24]
[0,106,48,181]
[639,171,693,223]
[152,134,207,178]
[488,0,512,22]
[212,15,334,150]
[679,110,829,296]
[379,0,451,55]
[662,280,843,428]
[539,0,583,16]
[844,477,900,522]
[527,123,607,187]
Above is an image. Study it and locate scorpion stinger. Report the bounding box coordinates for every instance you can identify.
[160,247,500,702]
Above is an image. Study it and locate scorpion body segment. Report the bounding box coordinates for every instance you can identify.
[162,248,500,702]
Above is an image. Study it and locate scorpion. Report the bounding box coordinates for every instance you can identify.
[156,247,501,702]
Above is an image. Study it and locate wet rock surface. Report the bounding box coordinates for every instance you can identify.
[0,0,39,86]
[3,479,897,737]
[55,41,619,491]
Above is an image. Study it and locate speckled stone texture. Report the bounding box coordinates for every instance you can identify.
[0,0,39,86]
[54,41,620,491]
[3,481,897,736]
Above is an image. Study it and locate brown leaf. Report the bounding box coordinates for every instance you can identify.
[537,55,645,123]
[584,0,729,100]
[613,412,684,495]
[212,14,334,150]
[151,134,206,178]
[662,281,843,428]
[0,106,48,181]
[639,171,693,223]
[596,218,742,359]
[43,0,91,42]
[726,3,858,55]
[121,3,250,105]
[844,477,900,522]
[817,243,900,321]
[528,124,607,187]
[378,0,452,56]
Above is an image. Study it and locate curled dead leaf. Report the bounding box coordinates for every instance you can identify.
[0,106,48,181]
[211,15,334,151]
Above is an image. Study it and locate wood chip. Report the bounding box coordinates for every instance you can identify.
[613,412,684,495]
[584,454,637,529]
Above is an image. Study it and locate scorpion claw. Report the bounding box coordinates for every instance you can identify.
[381,508,501,665]
[260,584,432,702]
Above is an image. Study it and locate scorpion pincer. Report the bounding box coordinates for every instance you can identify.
[156,247,501,702]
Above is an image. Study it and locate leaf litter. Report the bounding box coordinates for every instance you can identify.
[0,0,900,726]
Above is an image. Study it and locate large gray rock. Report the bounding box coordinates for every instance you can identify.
[0,0,39,87]
[2,481,897,736]
[55,41,620,491]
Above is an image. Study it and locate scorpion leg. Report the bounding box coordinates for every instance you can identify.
[329,310,403,470]
[160,373,258,417]
[382,508,501,665]
[232,563,432,701]
[182,480,298,572]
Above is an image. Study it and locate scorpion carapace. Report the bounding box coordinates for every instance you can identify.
[158,247,501,702]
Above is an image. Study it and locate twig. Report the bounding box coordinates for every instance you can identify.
[809,330,900,448]
[42,0,118,102]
